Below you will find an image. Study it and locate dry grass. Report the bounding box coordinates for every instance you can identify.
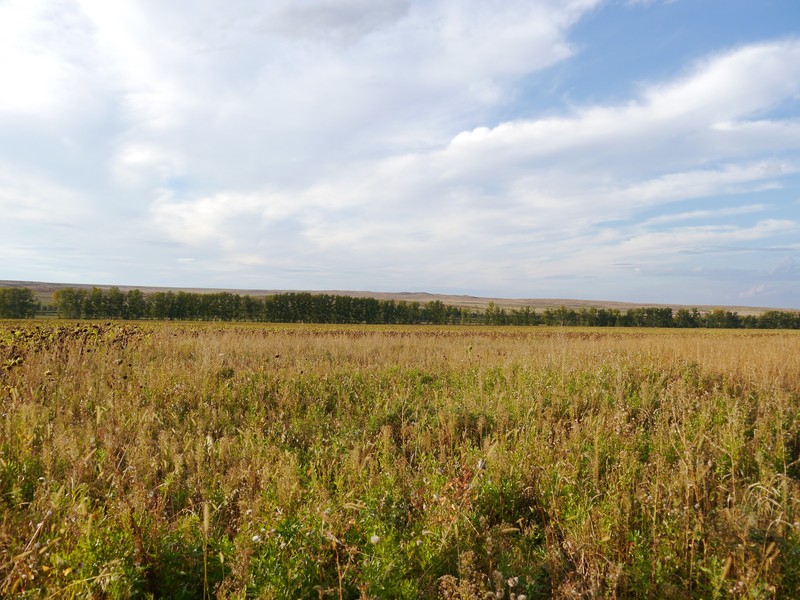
[1,322,800,598]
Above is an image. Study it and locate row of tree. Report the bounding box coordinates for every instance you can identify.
[502,305,800,329]
[49,288,468,324]
[2,287,799,329]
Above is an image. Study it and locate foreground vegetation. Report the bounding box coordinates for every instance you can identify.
[2,321,800,598]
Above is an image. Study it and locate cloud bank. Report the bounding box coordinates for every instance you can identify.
[1,0,799,306]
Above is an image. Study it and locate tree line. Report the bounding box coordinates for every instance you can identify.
[48,287,467,324]
[499,304,800,329]
[1,286,798,328]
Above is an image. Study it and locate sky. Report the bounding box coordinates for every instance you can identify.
[2,0,800,308]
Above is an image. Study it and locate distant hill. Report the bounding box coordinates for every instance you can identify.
[1,279,792,317]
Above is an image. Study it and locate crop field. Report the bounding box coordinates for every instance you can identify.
[1,322,800,598]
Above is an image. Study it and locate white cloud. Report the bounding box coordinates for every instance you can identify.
[739,284,774,299]
[111,143,186,188]
[4,0,597,198]
[261,0,410,44]
[2,1,800,305]
[0,161,89,224]
[74,0,200,131]
[641,204,768,226]
[444,41,800,175]
[643,41,800,122]
[608,162,793,206]
[149,38,800,296]
[0,0,97,118]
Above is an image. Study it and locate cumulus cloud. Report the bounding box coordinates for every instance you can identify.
[2,1,800,305]
[143,37,800,297]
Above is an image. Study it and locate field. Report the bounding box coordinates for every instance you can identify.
[2,322,800,598]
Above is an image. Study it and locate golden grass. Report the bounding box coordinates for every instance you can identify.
[1,322,799,598]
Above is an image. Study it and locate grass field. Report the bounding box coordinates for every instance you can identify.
[2,322,800,598]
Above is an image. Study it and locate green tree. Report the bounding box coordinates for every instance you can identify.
[126,289,147,319]
[704,309,740,329]
[104,287,126,319]
[53,288,86,318]
[675,308,700,328]
[148,292,175,320]
[423,300,447,324]
[0,287,40,318]
[544,305,577,326]
[82,287,105,318]
[758,310,799,329]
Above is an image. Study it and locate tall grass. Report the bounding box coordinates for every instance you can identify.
[1,322,799,598]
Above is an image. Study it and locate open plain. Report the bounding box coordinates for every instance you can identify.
[2,321,800,598]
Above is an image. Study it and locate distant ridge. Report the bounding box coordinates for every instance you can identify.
[1,279,793,316]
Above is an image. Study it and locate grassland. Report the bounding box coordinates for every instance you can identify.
[2,322,800,598]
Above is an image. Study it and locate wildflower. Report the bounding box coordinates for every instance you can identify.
[370,535,380,545]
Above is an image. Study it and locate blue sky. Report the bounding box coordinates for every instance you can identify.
[2,0,800,307]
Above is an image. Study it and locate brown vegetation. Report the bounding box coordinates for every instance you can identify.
[1,322,799,597]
